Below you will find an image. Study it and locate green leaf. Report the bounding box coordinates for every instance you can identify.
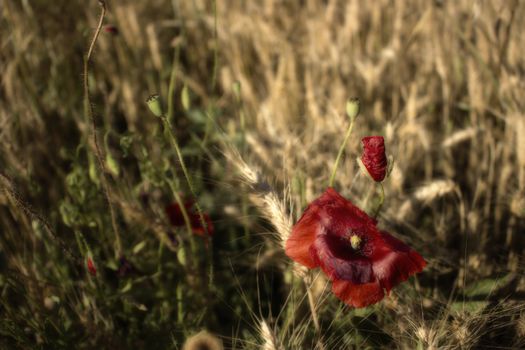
[450,300,489,314]
[464,273,515,298]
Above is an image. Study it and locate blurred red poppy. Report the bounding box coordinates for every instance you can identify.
[285,188,426,308]
[165,200,214,237]
[87,258,97,276]
[103,25,119,35]
[361,136,387,182]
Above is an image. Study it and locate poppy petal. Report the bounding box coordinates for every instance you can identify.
[190,212,214,236]
[323,188,377,226]
[332,278,384,308]
[285,207,321,268]
[165,203,185,227]
[372,231,426,292]
[166,201,214,236]
[311,234,374,284]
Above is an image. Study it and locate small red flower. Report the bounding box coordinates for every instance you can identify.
[87,258,97,276]
[103,25,119,35]
[285,188,426,308]
[165,200,214,237]
[361,136,387,182]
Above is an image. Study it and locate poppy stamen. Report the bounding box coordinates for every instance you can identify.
[350,234,362,250]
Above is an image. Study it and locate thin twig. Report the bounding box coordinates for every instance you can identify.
[83,0,122,257]
[329,117,356,187]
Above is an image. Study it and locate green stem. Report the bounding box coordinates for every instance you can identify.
[161,117,210,237]
[211,0,219,92]
[328,118,356,187]
[167,180,197,255]
[167,47,180,123]
[374,182,385,218]
[163,34,214,296]
[164,45,210,237]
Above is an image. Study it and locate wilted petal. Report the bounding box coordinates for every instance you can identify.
[332,279,384,308]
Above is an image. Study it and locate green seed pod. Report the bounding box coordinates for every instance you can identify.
[146,94,163,117]
[177,245,187,267]
[346,97,360,121]
[88,153,100,186]
[106,152,120,177]
[181,84,191,111]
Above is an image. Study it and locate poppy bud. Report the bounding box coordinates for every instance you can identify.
[103,25,119,35]
[106,152,120,177]
[146,94,163,117]
[360,136,388,182]
[181,84,191,111]
[87,258,97,276]
[346,98,360,121]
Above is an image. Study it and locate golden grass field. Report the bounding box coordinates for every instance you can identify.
[1,0,525,348]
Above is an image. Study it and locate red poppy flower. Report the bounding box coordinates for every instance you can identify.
[361,136,387,182]
[87,258,97,276]
[285,188,426,308]
[165,200,214,237]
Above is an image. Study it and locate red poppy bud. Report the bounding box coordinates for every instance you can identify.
[87,258,97,276]
[360,136,388,182]
[285,188,426,308]
[103,25,119,35]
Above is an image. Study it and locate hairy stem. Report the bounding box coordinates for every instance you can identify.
[83,0,122,257]
[329,118,355,187]
[373,182,385,218]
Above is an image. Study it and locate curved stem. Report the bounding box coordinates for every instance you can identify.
[84,0,122,258]
[328,118,355,187]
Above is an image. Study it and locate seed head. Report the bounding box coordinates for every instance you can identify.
[146,94,163,117]
[346,98,360,121]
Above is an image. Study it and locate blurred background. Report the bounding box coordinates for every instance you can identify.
[1,0,525,348]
